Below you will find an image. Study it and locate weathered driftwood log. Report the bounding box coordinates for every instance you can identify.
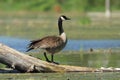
[0,43,96,73]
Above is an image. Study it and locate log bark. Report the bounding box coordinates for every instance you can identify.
[0,43,97,73]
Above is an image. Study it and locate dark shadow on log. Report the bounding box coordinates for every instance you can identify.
[0,68,19,73]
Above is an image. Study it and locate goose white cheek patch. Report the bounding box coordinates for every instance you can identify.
[60,16,65,20]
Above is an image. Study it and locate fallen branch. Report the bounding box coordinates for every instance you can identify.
[0,43,97,73]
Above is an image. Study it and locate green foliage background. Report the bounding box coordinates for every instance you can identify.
[0,0,119,11]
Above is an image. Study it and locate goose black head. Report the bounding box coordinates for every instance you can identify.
[60,15,70,21]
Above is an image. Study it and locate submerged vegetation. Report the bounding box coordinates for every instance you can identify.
[0,72,119,80]
[0,50,119,68]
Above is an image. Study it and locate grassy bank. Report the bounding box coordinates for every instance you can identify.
[0,12,120,40]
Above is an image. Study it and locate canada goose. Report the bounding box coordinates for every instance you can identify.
[26,15,70,64]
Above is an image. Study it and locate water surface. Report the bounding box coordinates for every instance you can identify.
[0,36,120,52]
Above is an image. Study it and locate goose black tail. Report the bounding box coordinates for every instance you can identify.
[26,48,33,52]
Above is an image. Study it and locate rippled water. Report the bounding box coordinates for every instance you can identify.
[0,36,120,52]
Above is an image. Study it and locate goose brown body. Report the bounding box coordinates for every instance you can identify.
[27,34,67,54]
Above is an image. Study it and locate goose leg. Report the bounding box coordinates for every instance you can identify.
[44,52,50,62]
[44,52,59,64]
[51,54,59,64]
[51,54,54,62]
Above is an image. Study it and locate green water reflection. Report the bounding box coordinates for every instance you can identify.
[30,51,120,68]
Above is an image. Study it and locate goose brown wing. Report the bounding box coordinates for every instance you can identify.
[28,36,64,49]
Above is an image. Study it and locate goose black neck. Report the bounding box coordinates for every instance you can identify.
[58,18,64,35]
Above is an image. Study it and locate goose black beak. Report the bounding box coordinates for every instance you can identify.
[66,18,70,20]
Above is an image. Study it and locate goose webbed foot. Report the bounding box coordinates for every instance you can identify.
[51,61,59,65]
[47,60,59,65]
